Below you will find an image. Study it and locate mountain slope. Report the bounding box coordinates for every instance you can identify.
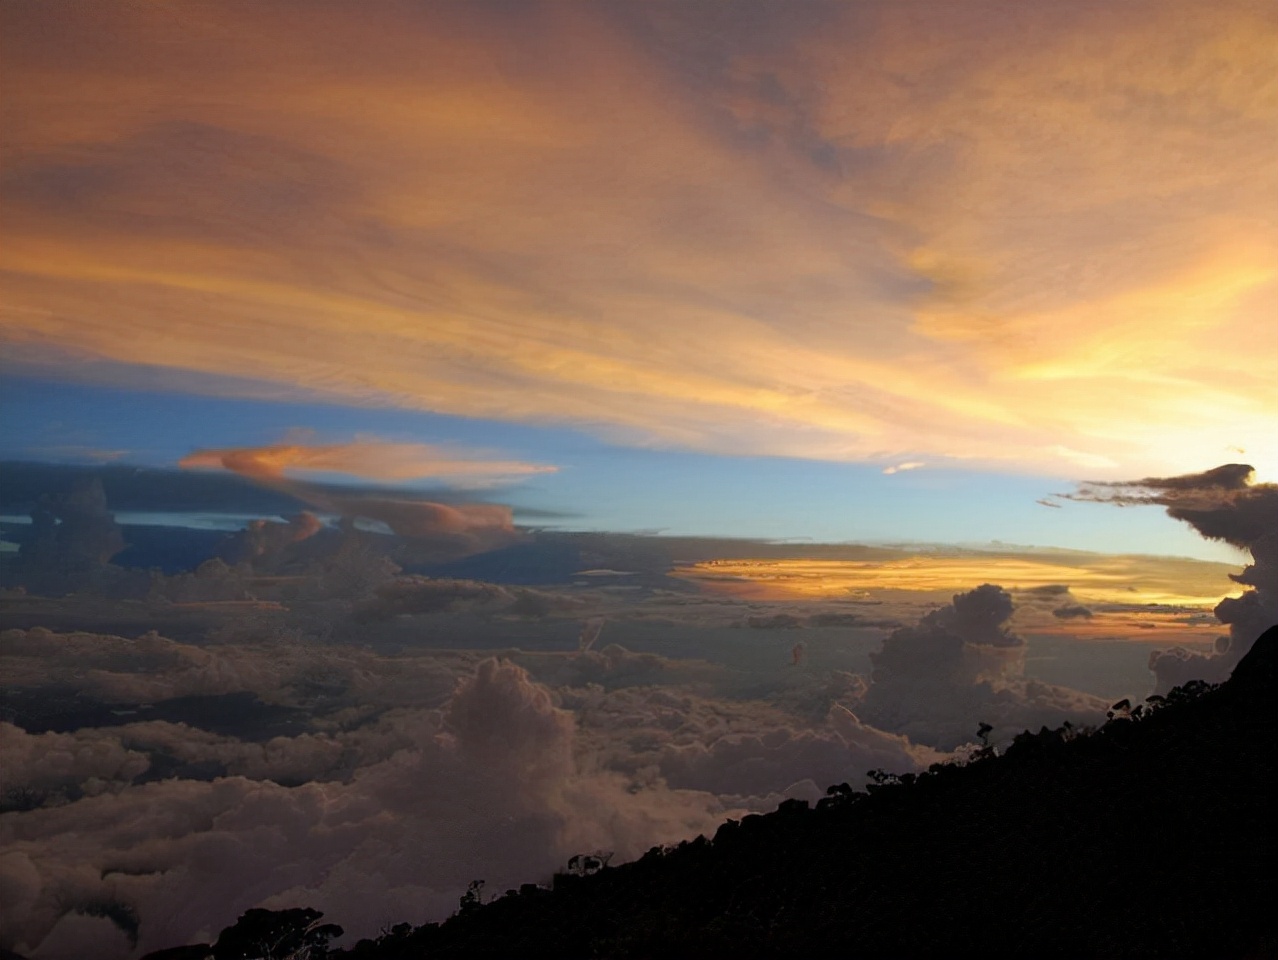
[337,625,1277,959]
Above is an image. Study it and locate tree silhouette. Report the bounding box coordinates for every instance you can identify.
[459,880,486,915]
[212,908,343,960]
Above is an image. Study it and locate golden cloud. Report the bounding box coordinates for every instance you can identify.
[675,553,1237,608]
[1,0,1274,477]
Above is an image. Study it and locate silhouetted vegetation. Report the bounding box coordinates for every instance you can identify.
[148,626,1276,959]
[140,908,343,960]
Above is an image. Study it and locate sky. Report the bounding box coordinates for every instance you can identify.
[2,3,1278,957]
[1,0,1275,561]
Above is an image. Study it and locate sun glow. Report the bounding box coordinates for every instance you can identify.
[675,555,1237,608]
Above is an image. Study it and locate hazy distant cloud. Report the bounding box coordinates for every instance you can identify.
[354,576,511,620]
[1021,584,1071,598]
[1052,604,1094,620]
[1,0,1273,476]
[222,512,323,564]
[882,462,924,476]
[24,446,128,464]
[181,438,556,487]
[8,479,129,596]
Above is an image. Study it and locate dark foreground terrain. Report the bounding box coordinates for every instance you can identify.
[145,625,1276,960]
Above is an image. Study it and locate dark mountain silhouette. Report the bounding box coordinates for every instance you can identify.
[141,624,1278,960]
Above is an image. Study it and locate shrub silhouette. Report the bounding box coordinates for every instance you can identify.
[212,908,343,960]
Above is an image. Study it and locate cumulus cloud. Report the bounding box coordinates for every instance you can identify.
[0,608,941,955]
[181,445,523,562]
[0,627,465,711]
[0,536,1241,957]
[0,656,729,956]
[658,704,935,806]
[1068,464,1278,691]
[870,584,1023,685]
[857,585,1107,748]
[0,724,150,807]
[9,479,128,596]
[557,672,932,809]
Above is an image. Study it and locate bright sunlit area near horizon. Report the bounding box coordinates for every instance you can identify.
[0,1,1275,958]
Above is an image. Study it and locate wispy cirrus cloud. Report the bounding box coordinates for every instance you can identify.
[1,0,1274,477]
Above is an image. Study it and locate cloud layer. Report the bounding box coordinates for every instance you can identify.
[180,442,526,562]
[2,0,1274,475]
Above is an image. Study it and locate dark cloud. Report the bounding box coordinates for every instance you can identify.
[1023,584,1072,598]
[743,613,804,630]
[4,479,133,597]
[1052,605,1094,620]
[219,512,323,566]
[868,584,1021,687]
[1068,464,1278,692]
[353,577,513,621]
[1066,463,1274,549]
[1080,463,1255,495]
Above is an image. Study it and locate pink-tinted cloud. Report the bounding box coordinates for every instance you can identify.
[180,439,555,486]
[181,438,527,557]
[0,0,1273,476]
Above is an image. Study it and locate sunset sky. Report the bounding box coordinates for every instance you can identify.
[4,4,1278,955]
[2,0,1275,551]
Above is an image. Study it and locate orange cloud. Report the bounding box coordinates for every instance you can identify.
[675,553,1237,608]
[179,439,556,486]
[179,437,523,554]
[1,1,1274,477]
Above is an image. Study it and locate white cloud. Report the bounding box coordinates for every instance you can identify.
[882,462,925,476]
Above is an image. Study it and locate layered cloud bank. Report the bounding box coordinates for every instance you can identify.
[1,463,1268,956]
[2,0,1274,475]
[0,624,930,957]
